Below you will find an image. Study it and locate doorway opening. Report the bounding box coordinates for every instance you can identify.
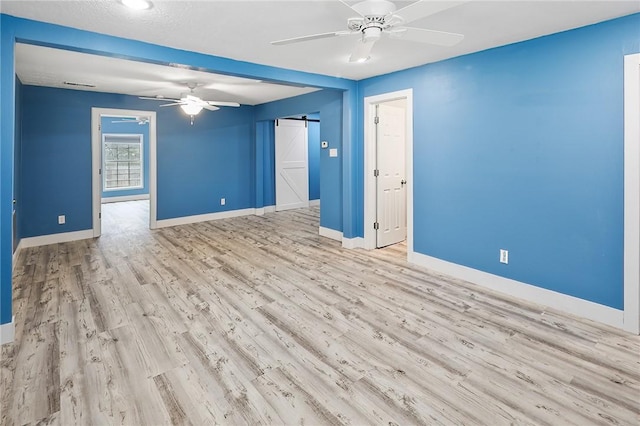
[364,89,413,252]
[91,108,157,237]
[274,115,321,212]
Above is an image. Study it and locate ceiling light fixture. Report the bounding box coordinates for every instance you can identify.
[180,103,203,125]
[120,0,152,10]
[180,103,203,116]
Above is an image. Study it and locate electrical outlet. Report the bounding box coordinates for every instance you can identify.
[220,198,226,206]
[58,215,66,225]
[499,249,509,264]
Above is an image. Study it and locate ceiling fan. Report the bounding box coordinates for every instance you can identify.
[140,83,241,124]
[112,116,149,125]
[271,0,466,63]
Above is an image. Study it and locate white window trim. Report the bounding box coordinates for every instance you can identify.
[102,133,144,192]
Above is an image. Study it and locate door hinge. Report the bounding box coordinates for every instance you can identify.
[373,169,379,177]
[276,119,279,126]
[98,124,101,131]
[99,168,102,175]
[99,212,101,219]
[374,116,380,124]
[373,222,379,230]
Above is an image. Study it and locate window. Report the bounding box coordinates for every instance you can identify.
[102,133,143,191]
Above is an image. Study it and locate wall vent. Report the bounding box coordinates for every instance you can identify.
[63,81,96,88]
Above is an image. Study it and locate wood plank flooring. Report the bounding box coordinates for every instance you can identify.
[2,200,639,425]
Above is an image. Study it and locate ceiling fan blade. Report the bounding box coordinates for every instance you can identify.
[202,104,220,112]
[349,38,377,63]
[389,27,464,46]
[271,30,354,46]
[206,101,240,107]
[159,102,183,107]
[139,96,180,102]
[394,0,468,25]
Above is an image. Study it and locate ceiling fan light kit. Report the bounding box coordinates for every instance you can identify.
[180,103,204,116]
[271,0,465,63]
[139,83,240,125]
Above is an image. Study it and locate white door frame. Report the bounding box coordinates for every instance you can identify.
[364,89,413,252]
[623,53,640,334]
[91,107,157,236]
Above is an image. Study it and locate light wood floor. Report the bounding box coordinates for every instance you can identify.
[2,201,639,425]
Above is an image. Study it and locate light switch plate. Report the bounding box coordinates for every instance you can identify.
[329,148,338,157]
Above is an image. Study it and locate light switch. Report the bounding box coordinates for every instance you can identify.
[329,148,338,157]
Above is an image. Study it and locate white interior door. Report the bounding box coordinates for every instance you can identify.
[376,101,407,248]
[275,119,309,211]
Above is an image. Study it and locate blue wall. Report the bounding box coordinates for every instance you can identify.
[307,113,321,201]
[255,90,343,231]
[358,14,640,309]
[156,103,255,219]
[100,117,149,199]
[18,85,256,237]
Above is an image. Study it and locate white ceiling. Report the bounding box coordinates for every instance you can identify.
[2,0,639,100]
[15,43,319,105]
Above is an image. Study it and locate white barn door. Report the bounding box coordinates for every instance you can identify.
[275,119,309,211]
[376,102,407,247]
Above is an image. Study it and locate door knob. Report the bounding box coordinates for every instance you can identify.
[401,179,407,185]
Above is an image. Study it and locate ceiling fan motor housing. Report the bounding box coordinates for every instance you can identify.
[362,25,383,41]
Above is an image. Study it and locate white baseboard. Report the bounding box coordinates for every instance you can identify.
[1,316,15,345]
[309,199,320,207]
[101,194,149,203]
[20,229,94,249]
[409,250,625,331]
[157,208,257,228]
[319,226,343,242]
[342,236,364,249]
[255,205,276,216]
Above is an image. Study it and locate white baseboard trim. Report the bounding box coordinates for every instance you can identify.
[20,229,95,249]
[342,236,364,249]
[255,205,276,216]
[1,316,15,345]
[157,208,257,228]
[309,199,320,207]
[319,226,343,242]
[409,251,625,330]
[101,194,149,203]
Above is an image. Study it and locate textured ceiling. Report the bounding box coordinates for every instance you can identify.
[3,0,640,103]
[15,43,319,105]
[2,0,638,81]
